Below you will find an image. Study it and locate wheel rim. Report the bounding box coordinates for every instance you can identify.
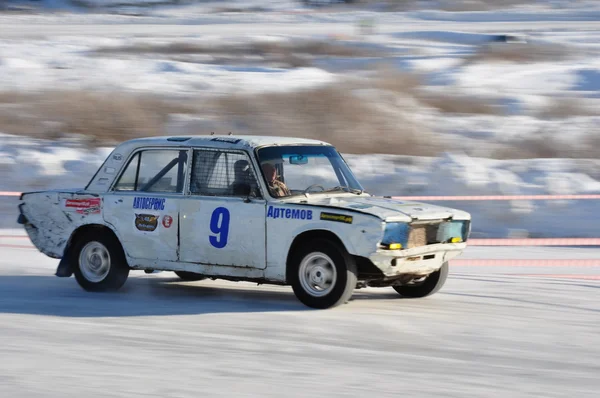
[298,252,337,297]
[79,241,111,283]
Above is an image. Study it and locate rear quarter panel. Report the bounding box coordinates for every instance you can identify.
[20,191,108,258]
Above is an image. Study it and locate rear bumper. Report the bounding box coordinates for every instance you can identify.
[368,242,467,277]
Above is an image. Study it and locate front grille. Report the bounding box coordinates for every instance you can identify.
[407,225,427,248]
[381,220,470,250]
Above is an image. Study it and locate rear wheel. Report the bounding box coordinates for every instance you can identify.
[174,271,205,281]
[289,239,357,309]
[72,230,129,292]
[393,261,449,298]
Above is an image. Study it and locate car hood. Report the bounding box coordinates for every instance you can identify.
[289,194,471,222]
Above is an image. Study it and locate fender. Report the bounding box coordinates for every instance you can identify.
[55,222,124,277]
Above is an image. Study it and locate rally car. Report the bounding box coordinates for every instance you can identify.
[17,135,471,309]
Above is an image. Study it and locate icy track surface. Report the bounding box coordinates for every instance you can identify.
[0,245,599,397]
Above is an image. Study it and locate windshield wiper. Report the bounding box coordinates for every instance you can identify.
[322,186,365,195]
[319,186,349,194]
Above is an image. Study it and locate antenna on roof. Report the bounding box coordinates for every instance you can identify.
[228,132,232,135]
[210,132,215,135]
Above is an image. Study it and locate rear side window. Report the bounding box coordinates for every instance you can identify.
[190,149,260,197]
[113,149,188,193]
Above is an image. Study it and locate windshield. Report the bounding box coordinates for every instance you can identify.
[255,145,365,198]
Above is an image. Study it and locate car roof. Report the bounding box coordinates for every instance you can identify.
[117,135,332,152]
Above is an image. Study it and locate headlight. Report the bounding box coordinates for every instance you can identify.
[381,222,410,250]
[436,220,470,243]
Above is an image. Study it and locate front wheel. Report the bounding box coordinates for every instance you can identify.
[393,261,449,298]
[72,231,129,292]
[288,239,357,309]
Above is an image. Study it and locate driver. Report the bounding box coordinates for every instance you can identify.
[262,162,290,197]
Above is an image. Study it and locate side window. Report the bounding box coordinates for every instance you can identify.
[113,153,140,191]
[190,149,260,197]
[114,149,188,193]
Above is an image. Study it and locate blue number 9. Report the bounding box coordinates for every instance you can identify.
[209,207,230,249]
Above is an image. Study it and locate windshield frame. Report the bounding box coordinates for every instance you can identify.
[254,144,365,199]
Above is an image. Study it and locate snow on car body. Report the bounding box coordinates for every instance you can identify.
[18,135,471,308]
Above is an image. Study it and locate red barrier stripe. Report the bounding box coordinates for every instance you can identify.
[392,194,600,201]
[6,237,590,246]
[0,242,598,267]
[0,244,36,249]
[451,259,600,267]
[3,192,600,200]
[468,238,600,246]
[2,236,600,245]
[2,233,599,244]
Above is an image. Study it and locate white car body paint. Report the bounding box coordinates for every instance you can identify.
[18,135,472,286]
[179,196,267,269]
[264,200,383,281]
[20,190,106,259]
[103,191,181,263]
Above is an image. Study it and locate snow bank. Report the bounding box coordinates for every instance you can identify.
[409,7,600,23]
[0,134,112,192]
[1,2,600,236]
[346,153,600,238]
[1,133,599,238]
[0,36,337,96]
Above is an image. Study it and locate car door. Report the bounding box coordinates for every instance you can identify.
[179,148,267,269]
[103,147,189,263]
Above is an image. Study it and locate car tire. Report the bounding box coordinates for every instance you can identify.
[174,271,206,281]
[393,261,449,298]
[289,238,357,309]
[72,230,130,292]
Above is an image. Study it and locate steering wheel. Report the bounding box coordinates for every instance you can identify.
[303,184,325,194]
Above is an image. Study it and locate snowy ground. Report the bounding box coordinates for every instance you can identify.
[1,2,600,237]
[0,243,599,398]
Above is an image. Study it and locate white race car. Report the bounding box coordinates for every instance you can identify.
[18,135,471,309]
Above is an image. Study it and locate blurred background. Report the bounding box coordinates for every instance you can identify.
[1,0,599,234]
[1,3,599,398]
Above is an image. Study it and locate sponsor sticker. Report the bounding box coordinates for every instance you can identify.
[320,212,353,224]
[267,206,313,220]
[135,214,159,232]
[133,197,166,211]
[64,198,101,215]
[162,215,173,228]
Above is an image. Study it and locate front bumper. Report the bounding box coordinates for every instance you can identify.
[368,242,467,277]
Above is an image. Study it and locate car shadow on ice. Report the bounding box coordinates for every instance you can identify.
[0,274,431,317]
[0,275,313,317]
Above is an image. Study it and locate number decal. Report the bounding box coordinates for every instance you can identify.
[209,207,230,249]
